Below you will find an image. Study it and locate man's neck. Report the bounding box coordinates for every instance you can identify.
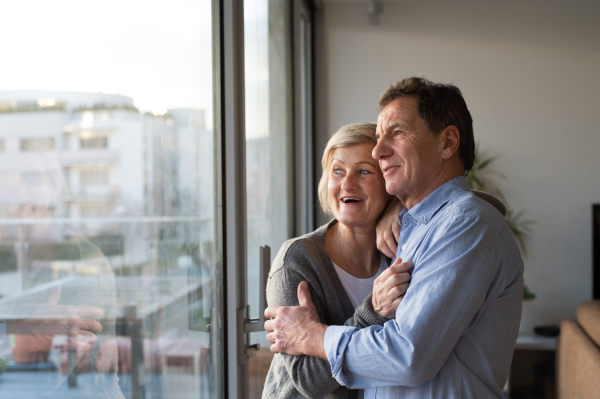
[401,170,463,210]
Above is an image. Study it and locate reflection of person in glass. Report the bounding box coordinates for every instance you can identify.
[0,150,123,398]
[262,123,413,399]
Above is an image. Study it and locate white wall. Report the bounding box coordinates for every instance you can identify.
[316,0,600,332]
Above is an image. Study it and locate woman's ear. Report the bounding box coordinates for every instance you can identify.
[440,125,460,160]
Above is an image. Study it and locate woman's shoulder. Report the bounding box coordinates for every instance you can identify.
[270,221,335,276]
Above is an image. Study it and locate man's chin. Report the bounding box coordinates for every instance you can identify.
[385,182,404,197]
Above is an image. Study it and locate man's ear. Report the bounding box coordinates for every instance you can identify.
[440,125,460,160]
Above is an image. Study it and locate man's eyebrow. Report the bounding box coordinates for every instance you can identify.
[386,122,408,131]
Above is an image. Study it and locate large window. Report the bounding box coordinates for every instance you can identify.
[0,1,223,398]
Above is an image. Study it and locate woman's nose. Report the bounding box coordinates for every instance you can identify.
[341,174,358,191]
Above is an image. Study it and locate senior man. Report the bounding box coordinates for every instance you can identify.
[265,77,524,398]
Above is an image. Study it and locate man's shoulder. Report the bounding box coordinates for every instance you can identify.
[439,190,508,236]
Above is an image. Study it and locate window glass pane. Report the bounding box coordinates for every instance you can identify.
[244,0,293,397]
[0,1,222,398]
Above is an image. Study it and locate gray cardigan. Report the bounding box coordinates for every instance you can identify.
[262,220,389,399]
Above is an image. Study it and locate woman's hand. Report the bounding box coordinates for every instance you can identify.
[372,258,412,319]
[376,199,403,258]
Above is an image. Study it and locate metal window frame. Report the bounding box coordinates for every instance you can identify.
[293,0,316,236]
[219,0,250,398]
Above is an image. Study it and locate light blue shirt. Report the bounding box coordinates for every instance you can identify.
[324,176,524,398]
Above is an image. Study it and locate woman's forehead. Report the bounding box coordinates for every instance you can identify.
[330,143,378,166]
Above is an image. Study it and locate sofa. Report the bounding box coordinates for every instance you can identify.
[557,300,600,398]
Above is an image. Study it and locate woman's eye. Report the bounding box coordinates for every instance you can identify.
[332,168,342,175]
[359,169,370,175]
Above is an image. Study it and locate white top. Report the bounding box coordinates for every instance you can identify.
[332,253,386,309]
[332,254,386,399]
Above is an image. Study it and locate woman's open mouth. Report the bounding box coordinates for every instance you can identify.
[341,197,364,204]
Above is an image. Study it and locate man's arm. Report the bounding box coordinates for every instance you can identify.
[265,258,413,356]
[325,215,521,389]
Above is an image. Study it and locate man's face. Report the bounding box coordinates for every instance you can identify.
[372,96,445,208]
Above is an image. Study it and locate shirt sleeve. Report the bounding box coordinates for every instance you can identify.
[324,214,512,389]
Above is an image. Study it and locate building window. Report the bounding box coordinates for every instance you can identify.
[80,137,108,149]
[80,204,109,218]
[81,170,109,187]
[20,138,55,151]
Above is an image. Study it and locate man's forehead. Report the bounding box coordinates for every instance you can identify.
[377,97,418,129]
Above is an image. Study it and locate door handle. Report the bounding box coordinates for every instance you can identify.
[245,245,270,333]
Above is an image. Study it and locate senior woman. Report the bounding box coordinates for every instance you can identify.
[262,122,411,399]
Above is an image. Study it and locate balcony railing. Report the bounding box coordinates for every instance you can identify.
[60,149,119,165]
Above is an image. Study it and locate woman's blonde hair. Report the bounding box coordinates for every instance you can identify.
[318,122,381,215]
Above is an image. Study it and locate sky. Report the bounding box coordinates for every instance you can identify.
[1,0,273,138]
[0,0,213,120]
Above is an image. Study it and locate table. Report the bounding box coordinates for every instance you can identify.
[509,332,557,399]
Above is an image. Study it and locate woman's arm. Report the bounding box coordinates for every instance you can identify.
[376,198,403,258]
[345,258,412,327]
[265,267,345,399]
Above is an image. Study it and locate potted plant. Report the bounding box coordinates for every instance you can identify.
[466,146,535,300]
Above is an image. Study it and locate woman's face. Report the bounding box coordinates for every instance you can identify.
[328,142,389,229]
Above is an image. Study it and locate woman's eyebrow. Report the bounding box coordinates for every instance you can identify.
[355,161,377,167]
[332,158,345,164]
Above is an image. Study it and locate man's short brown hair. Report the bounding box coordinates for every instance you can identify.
[378,77,475,174]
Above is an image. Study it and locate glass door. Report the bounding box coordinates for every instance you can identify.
[243,0,295,398]
[0,1,224,398]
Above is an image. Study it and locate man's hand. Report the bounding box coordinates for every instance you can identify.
[372,258,412,319]
[376,199,403,258]
[8,306,103,336]
[264,281,328,360]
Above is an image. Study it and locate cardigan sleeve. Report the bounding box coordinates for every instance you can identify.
[265,266,346,398]
[344,293,389,328]
[264,251,388,398]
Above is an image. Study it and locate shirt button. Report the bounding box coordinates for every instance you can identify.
[401,244,407,250]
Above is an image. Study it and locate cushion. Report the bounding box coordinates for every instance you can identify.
[558,319,600,399]
[577,300,600,346]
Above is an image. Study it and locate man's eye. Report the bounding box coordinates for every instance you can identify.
[394,130,403,136]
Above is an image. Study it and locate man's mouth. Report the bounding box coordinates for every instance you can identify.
[341,197,364,204]
[383,165,400,174]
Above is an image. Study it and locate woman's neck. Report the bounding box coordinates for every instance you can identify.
[325,221,380,279]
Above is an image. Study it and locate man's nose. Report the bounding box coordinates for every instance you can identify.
[372,137,391,160]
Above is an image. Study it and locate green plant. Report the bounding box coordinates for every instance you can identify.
[467,146,535,300]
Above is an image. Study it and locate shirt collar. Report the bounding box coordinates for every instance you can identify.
[399,176,470,225]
